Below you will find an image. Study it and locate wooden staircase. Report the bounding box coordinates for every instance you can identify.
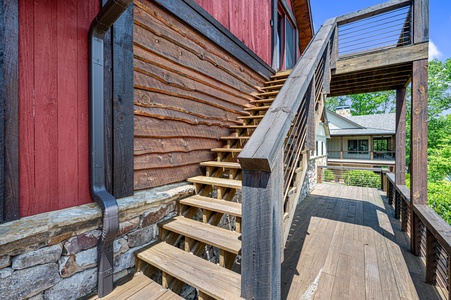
[100,71,291,300]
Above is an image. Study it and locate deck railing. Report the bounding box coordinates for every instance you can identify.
[317,165,387,189]
[336,0,412,57]
[385,173,451,299]
[328,150,396,160]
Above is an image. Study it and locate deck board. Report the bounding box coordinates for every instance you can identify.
[282,183,440,300]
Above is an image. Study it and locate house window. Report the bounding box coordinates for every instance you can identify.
[374,138,389,151]
[276,5,297,70]
[348,140,368,153]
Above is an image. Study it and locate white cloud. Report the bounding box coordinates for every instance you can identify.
[429,40,443,61]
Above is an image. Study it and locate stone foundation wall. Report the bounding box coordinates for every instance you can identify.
[0,183,194,300]
[300,155,327,202]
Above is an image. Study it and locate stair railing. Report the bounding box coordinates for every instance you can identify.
[238,17,338,299]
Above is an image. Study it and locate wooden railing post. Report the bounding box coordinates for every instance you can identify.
[411,212,421,256]
[425,228,438,283]
[317,166,323,184]
[240,150,283,299]
[387,180,394,205]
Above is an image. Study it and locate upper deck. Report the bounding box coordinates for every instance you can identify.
[282,183,440,299]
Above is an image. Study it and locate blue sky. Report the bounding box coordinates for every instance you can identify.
[310,0,451,60]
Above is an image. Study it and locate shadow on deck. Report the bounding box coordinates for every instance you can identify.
[281,183,440,300]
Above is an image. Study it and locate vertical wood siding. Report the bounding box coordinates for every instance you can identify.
[133,0,266,190]
[193,0,272,65]
[18,0,99,217]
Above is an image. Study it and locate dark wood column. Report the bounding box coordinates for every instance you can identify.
[369,136,374,160]
[340,136,343,159]
[395,87,407,185]
[0,0,19,223]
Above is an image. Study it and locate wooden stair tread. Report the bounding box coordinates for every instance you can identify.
[188,176,242,189]
[244,106,269,111]
[220,136,250,140]
[256,90,279,97]
[261,84,283,90]
[271,70,291,78]
[229,124,257,129]
[211,148,242,153]
[180,195,242,217]
[200,161,241,169]
[265,78,287,85]
[237,115,264,119]
[250,98,274,103]
[160,216,241,254]
[92,273,183,300]
[137,242,243,300]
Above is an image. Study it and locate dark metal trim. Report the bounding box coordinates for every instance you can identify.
[89,0,132,296]
[154,0,275,78]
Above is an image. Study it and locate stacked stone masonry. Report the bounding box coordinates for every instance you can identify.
[0,183,194,300]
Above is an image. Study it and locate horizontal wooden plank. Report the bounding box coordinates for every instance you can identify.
[336,0,411,25]
[335,43,428,75]
[200,161,241,169]
[413,204,451,254]
[229,125,258,129]
[134,150,214,170]
[137,242,243,300]
[94,273,183,300]
[134,137,222,156]
[187,176,242,189]
[134,164,202,190]
[318,166,384,172]
[211,148,242,153]
[160,216,241,253]
[180,195,242,217]
[134,116,231,139]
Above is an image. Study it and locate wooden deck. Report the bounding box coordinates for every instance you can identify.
[281,183,440,300]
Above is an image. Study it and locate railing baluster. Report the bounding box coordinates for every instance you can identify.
[394,190,401,220]
[425,228,438,283]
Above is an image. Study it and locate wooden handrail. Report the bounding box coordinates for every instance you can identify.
[336,0,411,25]
[385,172,451,299]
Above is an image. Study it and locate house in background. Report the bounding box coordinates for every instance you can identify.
[326,107,396,171]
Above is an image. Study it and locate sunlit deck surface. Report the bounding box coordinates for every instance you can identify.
[282,183,440,300]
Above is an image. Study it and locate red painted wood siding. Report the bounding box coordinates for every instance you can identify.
[194,0,272,65]
[18,0,99,217]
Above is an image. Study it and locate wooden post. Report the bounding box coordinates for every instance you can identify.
[395,88,407,185]
[241,150,283,299]
[411,212,422,255]
[387,180,393,205]
[425,228,437,283]
[413,0,429,44]
[370,136,374,160]
[0,0,20,223]
[340,136,343,159]
[410,59,428,253]
[401,200,408,232]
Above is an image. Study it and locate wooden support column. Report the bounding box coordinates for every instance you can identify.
[369,136,374,160]
[241,150,283,300]
[410,59,428,253]
[340,136,343,159]
[395,88,407,185]
[425,228,437,283]
[0,0,19,223]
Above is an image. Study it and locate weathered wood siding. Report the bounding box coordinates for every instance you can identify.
[193,0,272,65]
[133,0,266,190]
[18,1,99,216]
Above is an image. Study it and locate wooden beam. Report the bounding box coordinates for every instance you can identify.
[292,0,314,52]
[395,88,407,185]
[336,0,411,25]
[413,0,429,44]
[335,43,428,75]
[0,0,19,223]
[112,4,134,198]
[410,59,428,206]
[241,150,283,299]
